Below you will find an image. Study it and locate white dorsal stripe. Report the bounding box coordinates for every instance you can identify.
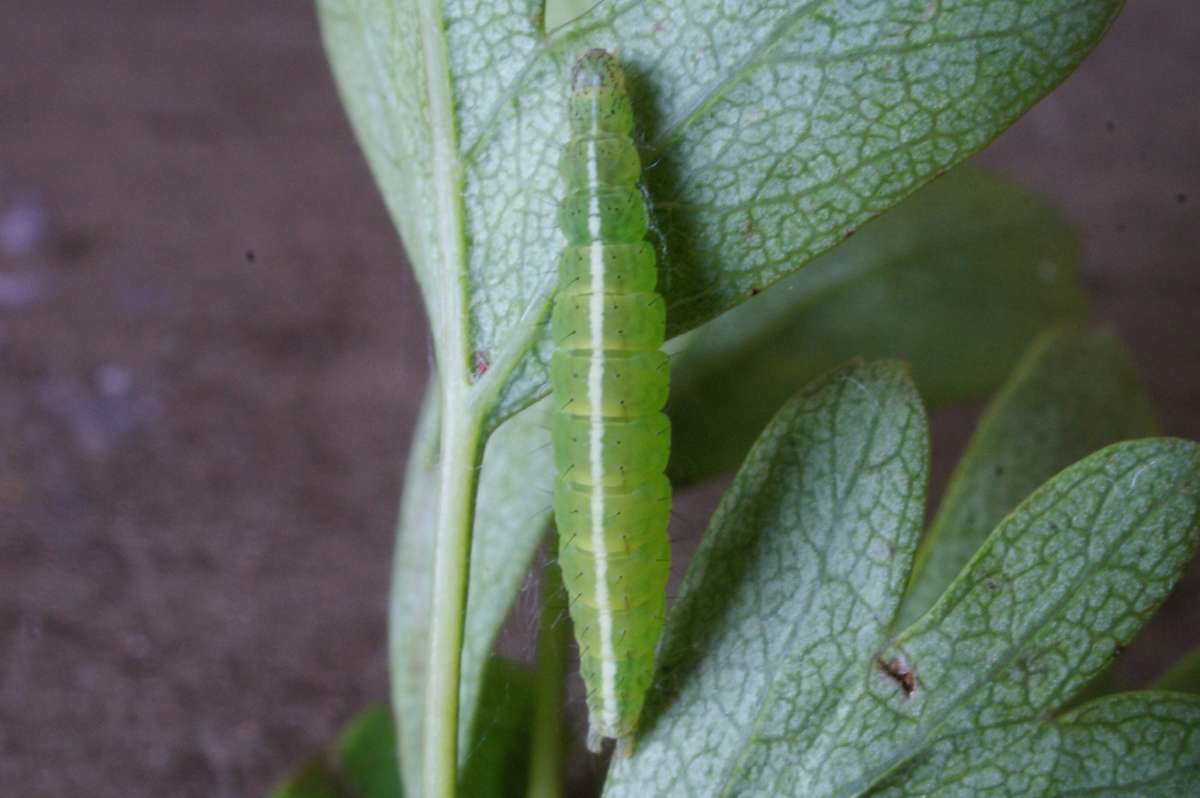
[585,135,619,732]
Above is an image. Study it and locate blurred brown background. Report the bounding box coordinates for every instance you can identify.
[0,1,1196,796]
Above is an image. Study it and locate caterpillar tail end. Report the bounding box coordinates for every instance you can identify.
[586,726,605,755]
[615,735,636,759]
[585,725,636,758]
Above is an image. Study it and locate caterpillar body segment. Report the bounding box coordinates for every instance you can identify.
[551,49,671,753]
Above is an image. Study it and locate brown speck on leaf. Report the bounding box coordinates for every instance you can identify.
[750,286,761,296]
[842,228,857,241]
[473,352,489,378]
[740,219,755,241]
[876,656,917,696]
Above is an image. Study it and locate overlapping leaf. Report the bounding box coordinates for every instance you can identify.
[389,163,1092,788]
[606,363,1200,797]
[667,166,1087,482]
[1154,647,1200,696]
[875,692,1200,796]
[860,439,1200,797]
[606,360,930,796]
[898,325,1157,626]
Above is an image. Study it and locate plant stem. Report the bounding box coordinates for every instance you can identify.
[423,387,483,798]
[528,547,568,798]
[414,0,471,784]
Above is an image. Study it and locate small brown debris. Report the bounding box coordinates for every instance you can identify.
[876,656,917,696]
[473,351,489,378]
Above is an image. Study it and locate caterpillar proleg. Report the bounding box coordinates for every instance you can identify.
[551,49,671,755]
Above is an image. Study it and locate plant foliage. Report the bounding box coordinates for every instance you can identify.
[282,0,1200,795]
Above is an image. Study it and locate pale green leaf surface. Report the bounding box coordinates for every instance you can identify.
[861,439,1200,797]
[441,169,1088,715]
[320,1,1130,790]
[391,390,554,789]
[873,692,1200,796]
[667,166,1087,483]
[318,0,1124,430]
[393,168,1088,771]
[544,0,593,32]
[390,387,440,798]
[606,360,930,797]
[1153,647,1200,695]
[607,424,1200,795]
[897,326,1157,627]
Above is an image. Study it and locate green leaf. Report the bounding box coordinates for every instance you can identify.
[667,166,1087,483]
[897,326,1157,626]
[320,1,1126,788]
[606,394,1200,795]
[607,360,931,796]
[339,708,406,798]
[391,390,554,791]
[267,761,347,798]
[390,387,441,798]
[1154,647,1200,696]
[874,692,1200,796]
[543,0,593,32]
[458,402,555,761]
[266,707,403,798]
[317,0,1125,429]
[436,170,1089,722]
[527,554,569,798]
[268,658,535,798]
[863,439,1200,797]
[460,658,538,798]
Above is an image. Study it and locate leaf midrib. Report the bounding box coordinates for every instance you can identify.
[416,0,471,380]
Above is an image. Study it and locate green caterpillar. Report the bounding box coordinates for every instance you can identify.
[550,49,671,754]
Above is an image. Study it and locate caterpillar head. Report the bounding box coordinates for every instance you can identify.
[568,49,635,137]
